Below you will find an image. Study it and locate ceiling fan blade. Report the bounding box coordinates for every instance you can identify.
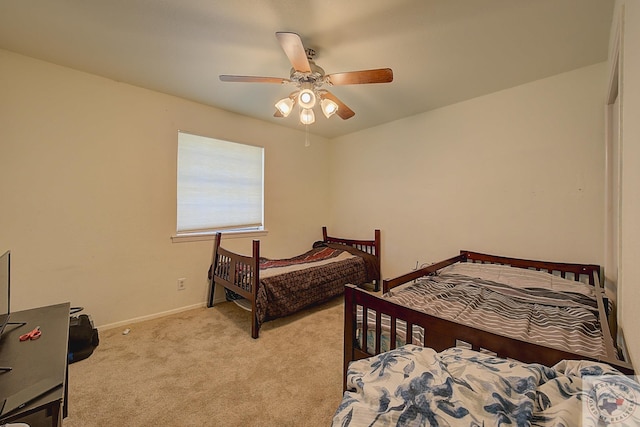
[326,68,393,85]
[321,91,355,120]
[220,75,289,84]
[275,32,311,73]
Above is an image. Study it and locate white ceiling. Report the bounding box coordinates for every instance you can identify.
[0,0,614,139]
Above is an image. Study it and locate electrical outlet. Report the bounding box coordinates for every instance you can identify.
[177,278,186,291]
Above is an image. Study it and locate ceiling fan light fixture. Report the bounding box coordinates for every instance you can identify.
[300,108,315,125]
[320,98,339,118]
[220,32,393,128]
[275,97,294,117]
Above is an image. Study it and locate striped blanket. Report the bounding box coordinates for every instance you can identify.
[383,265,610,358]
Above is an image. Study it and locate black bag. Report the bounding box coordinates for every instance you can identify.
[68,307,99,364]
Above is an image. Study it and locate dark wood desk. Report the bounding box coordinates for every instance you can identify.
[0,302,70,427]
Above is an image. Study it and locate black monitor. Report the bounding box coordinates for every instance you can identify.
[0,250,10,337]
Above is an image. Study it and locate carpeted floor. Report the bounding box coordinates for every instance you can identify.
[62,297,345,426]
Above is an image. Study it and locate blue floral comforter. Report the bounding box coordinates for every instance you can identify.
[333,345,640,426]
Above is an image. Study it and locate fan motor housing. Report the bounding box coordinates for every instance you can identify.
[290,61,325,86]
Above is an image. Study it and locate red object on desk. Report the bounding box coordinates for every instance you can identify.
[19,326,41,341]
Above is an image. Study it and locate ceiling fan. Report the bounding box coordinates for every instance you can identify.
[219,32,393,125]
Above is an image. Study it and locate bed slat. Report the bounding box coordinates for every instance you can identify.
[375,311,382,355]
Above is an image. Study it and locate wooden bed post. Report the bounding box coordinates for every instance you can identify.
[207,233,223,308]
[374,229,381,292]
[250,239,260,339]
[343,284,356,391]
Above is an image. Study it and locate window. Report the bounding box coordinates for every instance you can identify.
[176,131,264,236]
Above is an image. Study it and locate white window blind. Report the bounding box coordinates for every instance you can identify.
[177,131,264,234]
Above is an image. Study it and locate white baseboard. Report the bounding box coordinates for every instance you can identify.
[97,292,230,332]
[98,302,207,331]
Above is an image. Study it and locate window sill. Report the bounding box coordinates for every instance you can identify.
[171,229,268,243]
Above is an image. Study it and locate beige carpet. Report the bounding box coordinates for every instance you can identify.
[63,297,345,427]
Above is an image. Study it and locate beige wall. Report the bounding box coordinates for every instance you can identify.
[329,63,607,280]
[0,50,331,328]
[614,0,640,370]
[3,34,636,370]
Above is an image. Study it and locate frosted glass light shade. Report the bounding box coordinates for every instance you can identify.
[298,88,316,109]
[300,108,315,125]
[275,97,294,117]
[320,98,338,118]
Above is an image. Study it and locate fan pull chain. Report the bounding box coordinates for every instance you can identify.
[305,125,311,147]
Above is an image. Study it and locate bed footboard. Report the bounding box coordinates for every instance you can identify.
[343,284,634,391]
[208,234,261,338]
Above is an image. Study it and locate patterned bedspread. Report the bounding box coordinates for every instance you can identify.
[260,247,353,274]
[210,242,374,326]
[255,245,368,325]
[384,263,610,358]
[333,345,640,426]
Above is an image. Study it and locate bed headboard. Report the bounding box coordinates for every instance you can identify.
[459,250,617,360]
[460,250,601,286]
[322,226,381,291]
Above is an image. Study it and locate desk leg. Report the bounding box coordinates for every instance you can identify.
[63,362,69,419]
[50,402,61,427]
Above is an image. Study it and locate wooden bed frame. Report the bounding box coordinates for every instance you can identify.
[208,227,381,338]
[343,250,634,389]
